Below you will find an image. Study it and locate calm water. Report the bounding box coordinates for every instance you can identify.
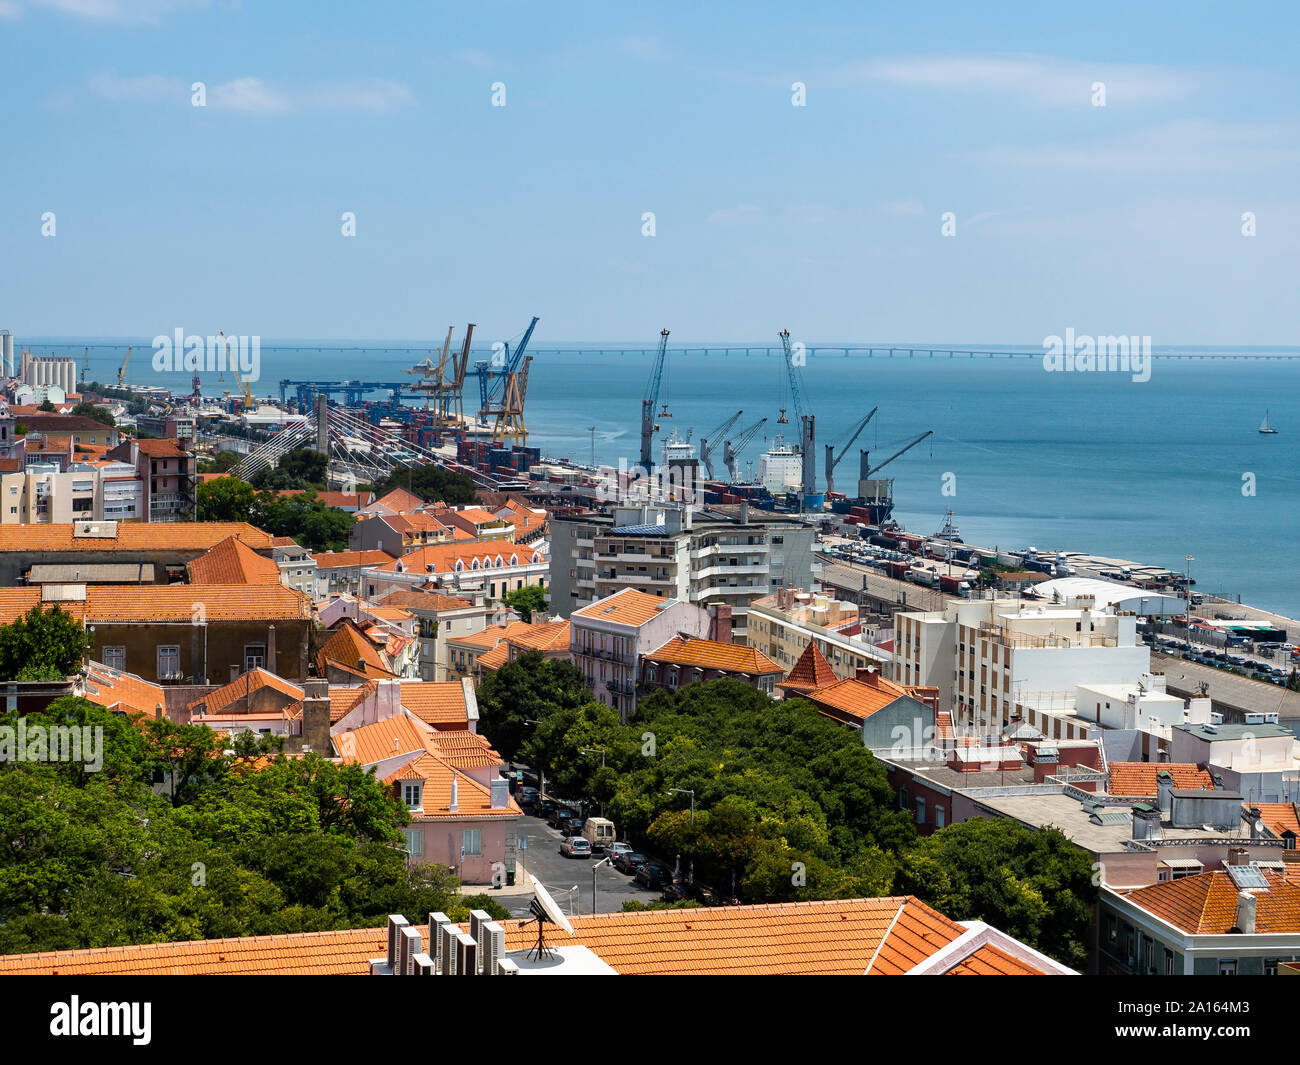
[27,340,1300,618]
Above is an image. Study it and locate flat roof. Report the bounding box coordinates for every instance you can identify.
[1178,723,1293,741]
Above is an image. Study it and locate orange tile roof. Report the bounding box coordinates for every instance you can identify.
[186,536,282,585]
[426,730,503,770]
[384,753,521,819]
[944,943,1046,975]
[81,664,167,719]
[313,549,397,569]
[646,636,782,676]
[802,676,905,721]
[1251,802,1300,839]
[187,668,304,715]
[445,620,533,649]
[374,589,475,611]
[0,584,316,625]
[0,896,1006,976]
[477,642,509,672]
[399,681,471,728]
[332,713,432,765]
[508,619,570,652]
[777,641,838,694]
[572,587,674,627]
[1124,871,1300,934]
[1108,763,1215,797]
[372,541,544,574]
[0,522,272,553]
[328,682,375,722]
[369,488,425,512]
[317,621,396,679]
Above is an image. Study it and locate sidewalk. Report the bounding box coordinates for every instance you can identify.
[457,859,535,897]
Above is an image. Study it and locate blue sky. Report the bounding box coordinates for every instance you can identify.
[2,0,1299,344]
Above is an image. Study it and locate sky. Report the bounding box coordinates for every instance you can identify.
[2,0,1299,345]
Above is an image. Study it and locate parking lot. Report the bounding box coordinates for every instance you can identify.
[494,813,664,919]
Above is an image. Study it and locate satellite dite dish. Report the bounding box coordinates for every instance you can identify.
[527,880,574,960]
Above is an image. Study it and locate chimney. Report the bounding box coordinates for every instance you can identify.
[1248,806,1264,840]
[1228,846,1249,866]
[490,776,509,809]
[739,501,750,525]
[708,603,733,643]
[377,677,402,720]
[230,664,240,682]
[300,678,331,753]
[1235,891,1257,934]
[1157,770,1174,815]
[267,625,276,674]
[1131,805,1162,841]
[449,773,459,812]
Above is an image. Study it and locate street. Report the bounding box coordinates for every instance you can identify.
[494,816,662,919]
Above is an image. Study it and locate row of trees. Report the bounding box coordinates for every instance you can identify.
[0,699,506,955]
[197,477,354,551]
[476,653,1096,968]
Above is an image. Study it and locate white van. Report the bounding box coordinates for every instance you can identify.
[582,816,616,853]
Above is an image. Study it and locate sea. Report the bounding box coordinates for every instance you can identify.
[22,339,1300,620]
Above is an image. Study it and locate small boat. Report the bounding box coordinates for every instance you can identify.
[934,509,963,543]
[1259,410,1279,434]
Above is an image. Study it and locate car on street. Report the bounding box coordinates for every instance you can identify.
[518,786,540,806]
[535,799,557,820]
[548,807,575,829]
[559,837,592,858]
[635,861,673,890]
[613,850,648,875]
[607,841,634,863]
[563,817,587,838]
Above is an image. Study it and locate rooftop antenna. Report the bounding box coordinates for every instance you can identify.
[526,879,574,961]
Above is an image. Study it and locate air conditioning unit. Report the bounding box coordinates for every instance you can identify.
[455,931,479,976]
[439,923,459,975]
[411,952,436,975]
[385,914,409,972]
[481,921,504,975]
[397,925,421,976]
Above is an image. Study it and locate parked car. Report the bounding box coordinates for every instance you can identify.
[518,786,540,806]
[559,837,592,858]
[535,799,557,820]
[562,818,587,838]
[583,817,617,853]
[613,850,648,875]
[636,861,673,890]
[606,841,633,863]
[548,807,576,830]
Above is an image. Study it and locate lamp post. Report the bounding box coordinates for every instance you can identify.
[668,787,695,825]
[592,855,612,914]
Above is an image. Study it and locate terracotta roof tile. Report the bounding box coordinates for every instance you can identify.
[646,636,782,676]
[332,714,431,765]
[399,681,471,728]
[1251,802,1300,839]
[328,682,375,722]
[313,549,397,569]
[572,587,674,627]
[372,541,544,574]
[802,676,903,721]
[1124,870,1300,934]
[944,943,1046,975]
[186,536,282,585]
[477,642,509,672]
[187,668,304,715]
[507,619,570,652]
[0,522,272,554]
[317,621,396,678]
[1108,763,1215,797]
[777,641,839,694]
[81,663,167,718]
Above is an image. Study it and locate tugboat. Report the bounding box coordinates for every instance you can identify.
[1259,410,1279,434]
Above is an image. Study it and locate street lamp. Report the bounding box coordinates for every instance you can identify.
[668,787,695,825]
[592,855,612,914]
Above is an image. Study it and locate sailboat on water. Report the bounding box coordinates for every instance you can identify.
[1259,410,1279,434]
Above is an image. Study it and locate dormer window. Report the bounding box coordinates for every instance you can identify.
[402,782,423,809]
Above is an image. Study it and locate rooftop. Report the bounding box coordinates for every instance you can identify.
[1120,870,1300,934]
[645,635,782,676]
[186,535,281,585]
[572,587,676,628]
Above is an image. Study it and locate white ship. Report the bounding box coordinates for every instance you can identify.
[661,426,696,466]
[757,436,803,494]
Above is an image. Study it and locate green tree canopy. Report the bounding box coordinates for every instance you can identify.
[71,402,116,427]
[0,606,91,680]
[502,584,548,621]
[371,464,477,506]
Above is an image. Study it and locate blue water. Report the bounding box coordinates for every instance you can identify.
[23,339,1300,618]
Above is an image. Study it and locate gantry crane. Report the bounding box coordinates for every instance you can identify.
[482,317,539,445]
[723,416,768,481]
[699,409,742,479]
[640,328,671,468]
[778,329,815,496]
[477,316,538,424]
[824,406,877,496]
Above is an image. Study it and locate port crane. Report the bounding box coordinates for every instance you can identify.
[478,318,538,447]
[81,346,89,385]
[824,406,878,497]
[640,329,671,468]
[723,416,768,481]
[859,430,934,485]
[778,329,816,497]
[116,345,133,387]
[698,409,743,479]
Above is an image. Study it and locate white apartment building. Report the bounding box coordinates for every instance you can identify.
[895,595,1150,727]
[273,539,317,596]
[549,503,815,641]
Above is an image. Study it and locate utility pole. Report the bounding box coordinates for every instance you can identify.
[587,426,597,467]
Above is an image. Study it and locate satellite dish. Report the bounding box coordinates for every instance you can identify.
[531,879,574,935]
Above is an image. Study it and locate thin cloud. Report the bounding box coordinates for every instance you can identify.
[26,0,206,23]
[87,71,414,114]
[882,199,925,216]
[844,53,1199,107]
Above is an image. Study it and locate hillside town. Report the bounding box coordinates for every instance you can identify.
[0,370,1296,981]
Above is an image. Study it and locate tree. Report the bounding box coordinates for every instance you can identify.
[0,605,91,680]
[371,464,477,506]
[71,403,116,427]
[38,400,55,412]
[250,491,353,552]
[502,584,548,622]
[196,476,256,522]
[475,650,590,761]
[893,818,1096,969]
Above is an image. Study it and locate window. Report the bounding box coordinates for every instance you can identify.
[157,645,180,678]
[915,797,926,824]
[1218,959,1238,976]
[1165,949,1175,975]
[402,783,423,809]
[103,646,126,671]
[403,829,423,858]
[462,828,482,856]
[935,805,945,828]
[244,644,266,672]
[1265,958,1282,977]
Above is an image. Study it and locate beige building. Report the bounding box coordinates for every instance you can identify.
[746,588,892,682]
[1,462,99,523]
